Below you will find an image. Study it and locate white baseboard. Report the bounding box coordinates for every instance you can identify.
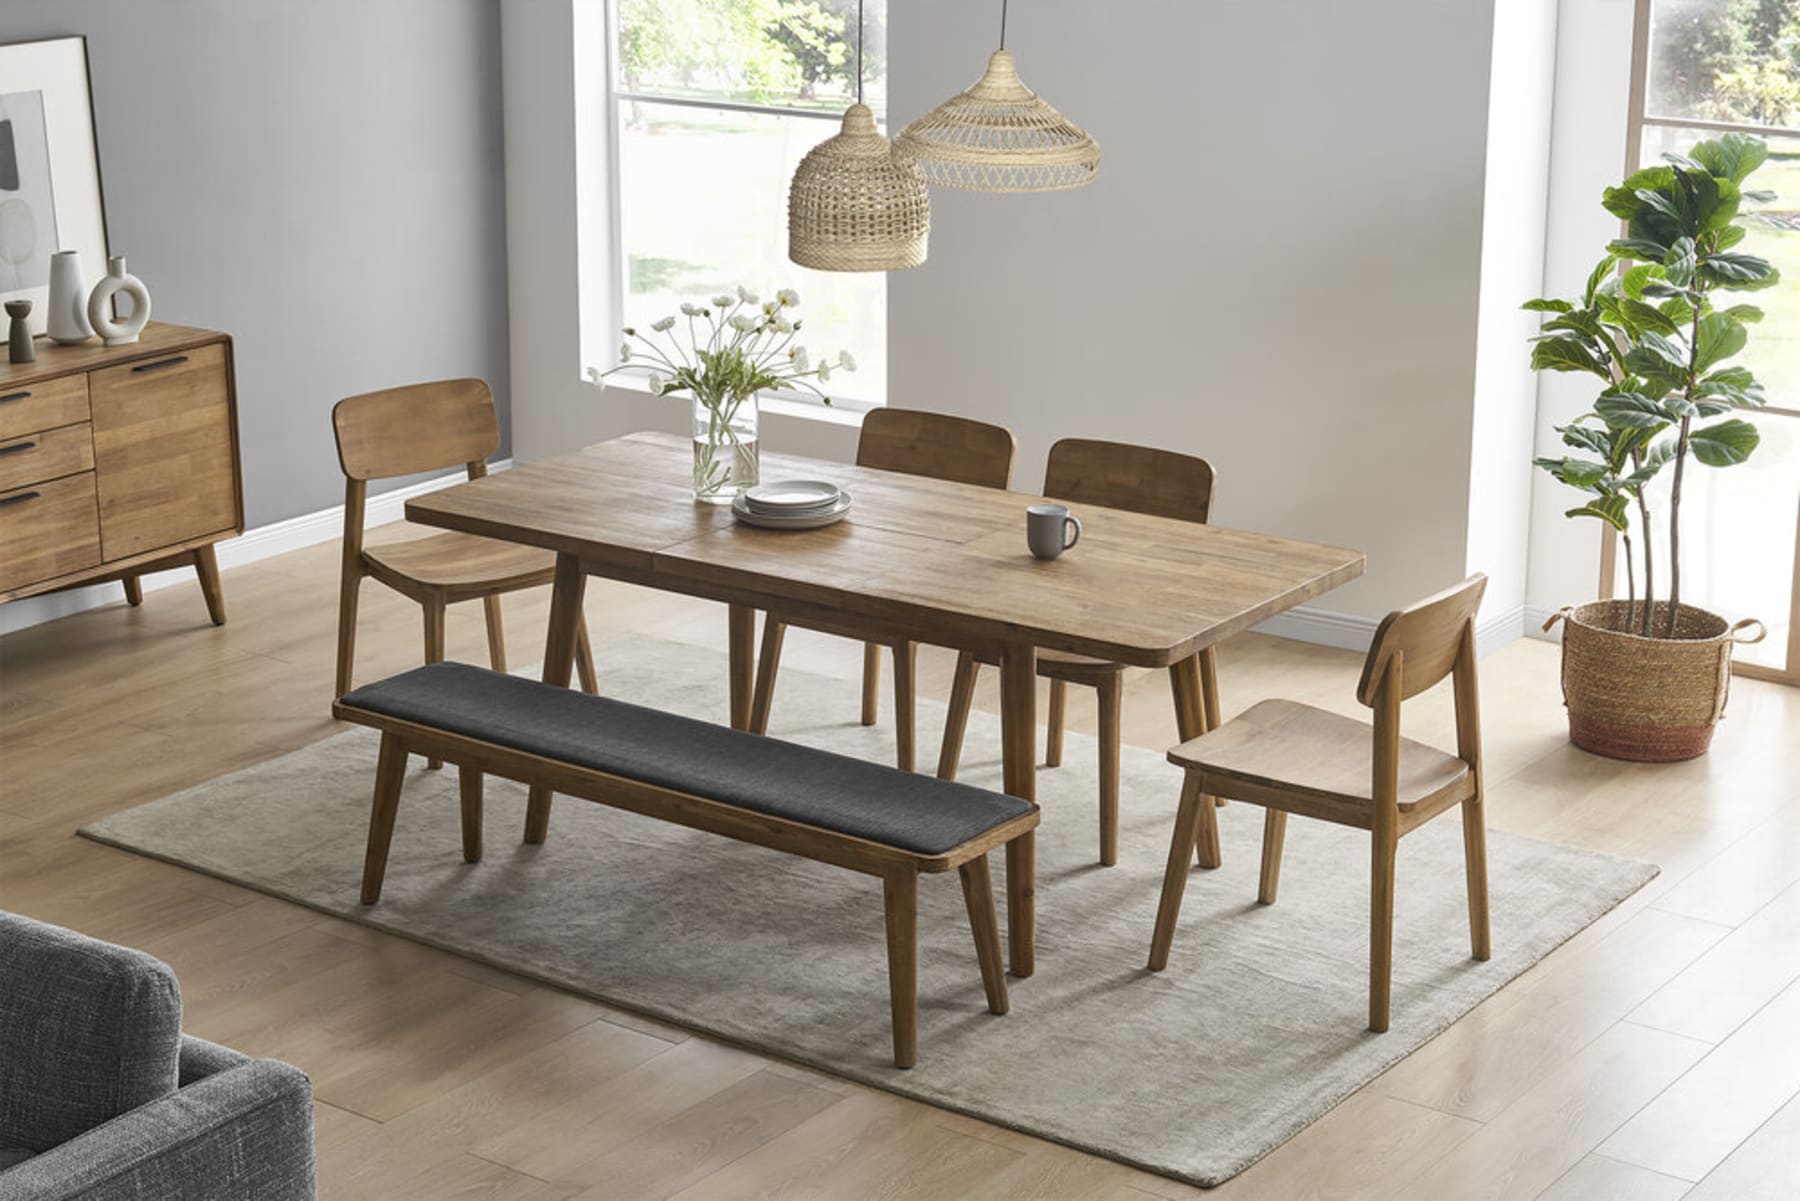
[1524,604,1566,642]
[1253,602,1527,658]
[0,462,510,637]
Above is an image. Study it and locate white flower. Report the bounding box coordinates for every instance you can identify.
[645,371,665,393]
[837,351,857,371]
[679,302,701,317]
[736,286,759,305]
[762,301,778,316]
[817,360,832,382]
[712,294,735,308]
[728,313,756,331]
[651,315,676,332]
[777,288,800,307]
[790,347,809,372]
[774,316,793,334]
[619,343,632,362]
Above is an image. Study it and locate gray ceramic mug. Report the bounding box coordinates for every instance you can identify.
[1027,503,1082,560]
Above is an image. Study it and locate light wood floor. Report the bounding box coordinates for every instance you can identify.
[2,524,1797,1200]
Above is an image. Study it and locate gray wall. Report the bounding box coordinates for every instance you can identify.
[0,0,509,526]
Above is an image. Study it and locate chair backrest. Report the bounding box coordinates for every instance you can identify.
[1356,574,1488,707]
[1043,438,1215,524]
[856,407,1016,489]
[332,379,500,482]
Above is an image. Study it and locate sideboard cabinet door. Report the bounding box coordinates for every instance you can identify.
[89,344,238,561]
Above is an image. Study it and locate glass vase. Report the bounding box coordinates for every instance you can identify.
[691,391,759,504]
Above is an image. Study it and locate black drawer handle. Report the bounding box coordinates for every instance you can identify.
[0,440,36,456]
[0,490,39,507]
[0,390,29,403]
[131,355,189,374]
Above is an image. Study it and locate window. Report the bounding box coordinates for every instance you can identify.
[607,0,889,408]
[1615,0,1800,682]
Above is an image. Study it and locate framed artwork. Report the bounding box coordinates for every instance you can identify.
[0,36,107,336]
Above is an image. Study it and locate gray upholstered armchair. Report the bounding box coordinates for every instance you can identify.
[0,911,316,1200]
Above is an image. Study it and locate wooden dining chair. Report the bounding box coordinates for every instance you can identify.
[1147,574,1491,1032]
[935,438,1219,867]
[331,379,599,712]
[748,407,1016,770]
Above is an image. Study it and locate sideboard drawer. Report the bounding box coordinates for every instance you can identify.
[0,375,90,442]
[0,422,96,492]
[0,472,102,592]
[90,343,239,560]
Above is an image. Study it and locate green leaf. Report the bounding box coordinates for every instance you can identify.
[1584,255,1618,304]
[1531,337,1610,379]
[1638,329,1689,368]
[1688,418,1760,466]
[1689,133,1768,185]
[1535,456,1609,489]
[1703,251,1774,284]
[1620,299,1681,336]
[1565,497,1631,531]
[1626,439,1677,484]
[1696,364,1768,407]
[1558,424,1614,456]
[1544,310,1603,338]
[1664,237,1697,287]
[1596,391,1675,430]
[1742,188,1777,204]
[1621,262,1667,297]
[1720,303,1763,323]
[1522,298,1574,313]
[1715,224,1748,250]
[1693,312,1748,373]
[1634,188,1681,221]
[1610,237,1671,262]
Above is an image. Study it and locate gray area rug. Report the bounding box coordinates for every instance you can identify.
[82,636,1657,1187]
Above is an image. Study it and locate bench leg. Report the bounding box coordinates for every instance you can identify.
[959,856,1008,1015]
[459,766,483,863]
[883,867,919,1069]
[361,733,409,904]
[750,617,785,735]
[1148,772,1207,970]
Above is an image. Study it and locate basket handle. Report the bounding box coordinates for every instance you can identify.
[1542,606,1573,633]
[1729,618,1767,645]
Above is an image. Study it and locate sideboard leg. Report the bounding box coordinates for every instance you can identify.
[122,576,142,606]
[193,545,226,626]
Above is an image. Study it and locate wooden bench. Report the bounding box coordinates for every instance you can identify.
[331,662,1040,1068]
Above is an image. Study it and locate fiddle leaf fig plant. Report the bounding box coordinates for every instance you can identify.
[1525,132,1774,639]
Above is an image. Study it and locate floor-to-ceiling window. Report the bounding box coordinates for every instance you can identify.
[1615,0,1800,681]
[606,0,889,409]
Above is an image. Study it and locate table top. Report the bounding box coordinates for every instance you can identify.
[406,432,1365,667]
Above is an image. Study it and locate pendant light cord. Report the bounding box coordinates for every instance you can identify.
[856,0,865,104]
[999,0,1009,49]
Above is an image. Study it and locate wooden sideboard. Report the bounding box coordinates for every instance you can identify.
[0,322,243,624]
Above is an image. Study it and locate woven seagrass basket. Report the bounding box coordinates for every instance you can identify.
[1544,600,1765,762]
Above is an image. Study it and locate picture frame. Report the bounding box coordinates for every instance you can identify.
[0,36,108,336]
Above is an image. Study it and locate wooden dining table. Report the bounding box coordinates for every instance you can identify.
[405,431,1366,976]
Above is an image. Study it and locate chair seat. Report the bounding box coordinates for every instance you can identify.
[1167,698,1472,816]
[363,530,558,594]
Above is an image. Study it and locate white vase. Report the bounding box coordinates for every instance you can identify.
[88,255,151,347]
[47,251,94,344]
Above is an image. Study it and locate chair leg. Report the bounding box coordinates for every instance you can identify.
[123,576,142,606]
[959,857,1009,1015]
[1097,672,1122,866]
[935,651,980,781]
[458,766,484,863]
[1148,773,1207,971]
[1199,646,1222,731]
[334,572,362,698]
[883,867,919,1069]
[360,733,409,904]
[573,612,599,695]
[1369,826,1398,1033]
[1462,796,1491,961]
[892,641,918,772]
[423,596,447,770]
[750,617,786,735]
[861,641,882,726]
[483,595,507,673]
[1044,678,1067,767]
[1258,810,1287,904]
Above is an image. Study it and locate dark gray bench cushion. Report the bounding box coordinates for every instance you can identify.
[340,662,1036,856]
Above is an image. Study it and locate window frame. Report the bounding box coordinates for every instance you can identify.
[601,0,884,415]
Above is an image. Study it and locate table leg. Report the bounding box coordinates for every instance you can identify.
[999,642,1037,978]
[728,604,756,731]
[524,553,587,844]
[1168,654,1221,869]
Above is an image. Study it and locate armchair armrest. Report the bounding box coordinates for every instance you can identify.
[0,1057,314,1201]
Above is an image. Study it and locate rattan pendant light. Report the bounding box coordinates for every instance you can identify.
[788,1,929,271]
[893,0,1100,193]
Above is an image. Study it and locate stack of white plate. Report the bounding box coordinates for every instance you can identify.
[732,479,853,530]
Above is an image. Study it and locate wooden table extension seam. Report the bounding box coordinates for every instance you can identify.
[405,431,1366,976]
